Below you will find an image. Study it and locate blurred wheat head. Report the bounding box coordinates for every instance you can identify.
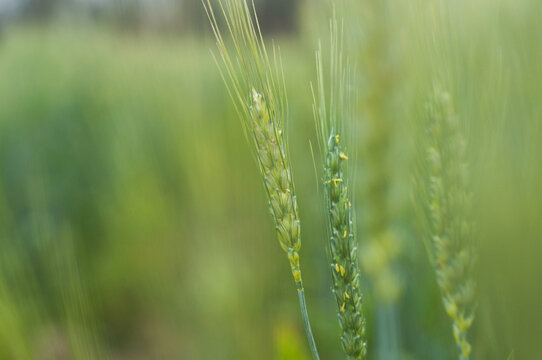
[351,0,402,305]
[414,88,476,360]
[312,15,367,360]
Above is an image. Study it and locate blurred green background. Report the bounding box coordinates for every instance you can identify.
[0,0,541,359]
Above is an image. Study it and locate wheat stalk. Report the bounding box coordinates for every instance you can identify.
[312,16,367,360]
[203,1,319,358]
[414,88,476,360]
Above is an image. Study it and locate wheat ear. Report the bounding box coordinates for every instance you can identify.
[312,17,367,360]
[203,1,319,358]
[414,88,476,360]
[325,132,367,360]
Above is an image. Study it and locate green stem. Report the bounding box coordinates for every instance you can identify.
[377,303,399,360]
[296,284,320,360]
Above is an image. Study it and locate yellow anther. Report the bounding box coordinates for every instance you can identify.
[332,178,343,187]
[344,292,350,299]
[335,263,340,273]
[339,153,348,160]
[335,135,339,143]
[340,302,346,312]
[340,265,345,276]
[343,230,347,238]
[348,201,352,207]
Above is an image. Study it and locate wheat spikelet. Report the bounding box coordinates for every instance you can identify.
[312,16,367,360]
[415,88,476,360]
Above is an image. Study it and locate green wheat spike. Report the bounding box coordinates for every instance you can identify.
[203,1,319,358]
[312,15,367,360]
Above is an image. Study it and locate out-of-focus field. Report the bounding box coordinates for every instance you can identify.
[0,0,541,359]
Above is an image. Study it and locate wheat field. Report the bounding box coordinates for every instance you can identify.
[0,0,541,359]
